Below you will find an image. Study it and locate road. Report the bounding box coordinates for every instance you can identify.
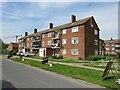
[2,56,104,88]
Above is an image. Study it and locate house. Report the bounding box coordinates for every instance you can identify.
[104,38,120,55]
[18,15,100,60]
[7,42,18,51]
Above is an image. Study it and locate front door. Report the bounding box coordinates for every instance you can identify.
[39,48,46,57]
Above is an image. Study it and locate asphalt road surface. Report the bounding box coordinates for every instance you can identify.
[2,56,105,88]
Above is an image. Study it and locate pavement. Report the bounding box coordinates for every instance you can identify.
[2,56,106,88]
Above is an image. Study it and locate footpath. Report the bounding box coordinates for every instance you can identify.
[22,57,119,73]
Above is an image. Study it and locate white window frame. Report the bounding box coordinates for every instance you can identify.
[62,49,66,55]
[94,29,98,35]
[105,43,109,46]
[106,48,109,50]
[94,50,98,55]
[71,49,79,55]
[42,34,44,38]
[72,26,78,33]
[42,41,44,46]
[72,37,78,44]
[27,38,29,41]
[62,29,66,34]
[112,48,115,50]
[48,32,51,37]
[62,39,66,44]
[47,41,51,45]
[94,40,98,45]
[112,44,114,46]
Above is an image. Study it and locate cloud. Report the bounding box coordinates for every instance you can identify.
[1,2,118,43]
[1,0,120,2]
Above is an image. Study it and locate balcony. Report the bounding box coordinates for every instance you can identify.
[52,43,60,49]
[115,45,120,47]
[32,37,41,42]
[52,34,60,39]
[52,31,61,40]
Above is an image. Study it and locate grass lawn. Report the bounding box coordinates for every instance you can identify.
[83,60,119,71]
[9,58,120,89]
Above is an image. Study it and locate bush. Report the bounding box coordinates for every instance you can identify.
[12,50,18,55]
[52,55,63,59]
[87,55,106,61]
[2,50,9,55]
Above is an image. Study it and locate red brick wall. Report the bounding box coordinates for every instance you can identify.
[61,25,85,59]
[41,32,54,48]
[84,18,99,59]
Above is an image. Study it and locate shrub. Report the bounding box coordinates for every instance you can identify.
[87,55,106,61]
[12,50,18,55]
[2,50,9,55]
[52,55,63,59]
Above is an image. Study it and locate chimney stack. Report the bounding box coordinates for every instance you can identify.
[34,28,37,33]
[49,23,53,29]
[25,32,28,36]
[111,38,113,41]
[71,15,76,23]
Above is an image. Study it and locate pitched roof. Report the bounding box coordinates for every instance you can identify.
[20,16,93,39]
[10,42,18,48]
[104,39,120,44]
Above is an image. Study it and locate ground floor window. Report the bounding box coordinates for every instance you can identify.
[62,49,66,55]
[71,49,78,55]
[94,50,98,55]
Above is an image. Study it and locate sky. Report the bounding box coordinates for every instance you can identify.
[0,1,119,43]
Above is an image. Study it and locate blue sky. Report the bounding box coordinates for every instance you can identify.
[0,1,118,43]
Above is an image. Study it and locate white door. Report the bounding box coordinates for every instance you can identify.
[39,48,46,57]
[22,49,25,53]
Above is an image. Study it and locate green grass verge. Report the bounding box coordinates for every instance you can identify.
[9,58,119,89]
[83,61,119,71]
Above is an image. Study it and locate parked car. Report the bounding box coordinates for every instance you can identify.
[17,52,36,57]
[28,53,36,56]
[17,52,23,56]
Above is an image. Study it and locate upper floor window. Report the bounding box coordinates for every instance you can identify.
[27,38,29,41]
[62,29,66,34]
[112,44,114,46]
[62,49,66,55]
[42,41,44,46]
[42,34,44,38]
[27,43,29,47]
[94,29,98,35]
[72,37,78,44]
[48,32,51,37]
[62,39,66,44]
[72,49,79,55]
[94,40,98,45]
[19,40,21,43]
[47,41,51,45]
[105,43,109,46]
[72,26,78,33]
[106,48,109,50]
[112,48,115,50]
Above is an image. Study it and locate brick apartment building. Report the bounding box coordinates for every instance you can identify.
[18,15,100,59]
[104,38,120,55]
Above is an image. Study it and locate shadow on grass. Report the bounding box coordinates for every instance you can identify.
[103,76,117,81]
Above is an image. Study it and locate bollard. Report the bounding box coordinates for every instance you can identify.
[22,58,24,61]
